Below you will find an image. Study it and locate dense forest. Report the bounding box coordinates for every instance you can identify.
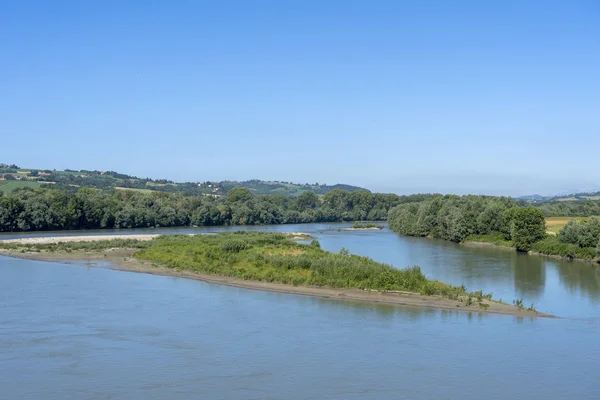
[0,187,430,232]
[388,195,600,258]
[388,195,544,250]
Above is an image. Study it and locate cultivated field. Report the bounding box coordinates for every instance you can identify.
[545,217,588,235]
[0,181,41,192]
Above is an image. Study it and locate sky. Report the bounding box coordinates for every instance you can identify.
[1,0,599,196]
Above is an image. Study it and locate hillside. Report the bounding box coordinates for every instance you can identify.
[0,164,367,197]
[517,191,600,204]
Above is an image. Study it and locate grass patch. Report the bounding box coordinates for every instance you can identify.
[463,232,513,247]
[134,232,484,300]
[0,181,41,192]
[352,222,383,229]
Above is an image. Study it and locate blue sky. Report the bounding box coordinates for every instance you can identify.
[1,0,598,196]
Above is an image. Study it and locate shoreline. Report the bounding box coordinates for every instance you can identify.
[462,241,599,265]
[0,248,552,318]
[0,232,311,245]
[342,227,383,231]
[0,234,164,245]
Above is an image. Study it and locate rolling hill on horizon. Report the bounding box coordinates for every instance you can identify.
[0,163,368,197]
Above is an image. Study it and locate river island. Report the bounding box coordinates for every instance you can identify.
[0,232,551,318]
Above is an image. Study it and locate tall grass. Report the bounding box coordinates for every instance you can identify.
[135,232,480,299]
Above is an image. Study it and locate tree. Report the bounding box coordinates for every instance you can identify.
[226,187,252,203]
[3,174,15,180]
[295,191,319,211]
[510,207,546,252]
[29,170,39,177]
[596,237,600,258]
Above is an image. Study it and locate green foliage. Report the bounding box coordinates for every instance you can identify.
[3,174,16,181]
[134,232,480,299]
[463,232,512,247]
[388,195,518,242]
[310,239,321,248]
[220,239,250,253]
[295,191,319,211]
[513,298,524,310]
[597,237,600,258]
[226,187,253,203]
[0,185,429,232]
[536,199,600,217]
[0,181,41,192]
[531,236,597,260]
[558,217,600,248]
[352,222,383,229]
[508,207,546,252]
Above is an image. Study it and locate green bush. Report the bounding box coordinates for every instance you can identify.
[352,222,382,229]
[220,239,249,253]
[463,232,512,246]
[558,217,600,248]
[531,236,597,260]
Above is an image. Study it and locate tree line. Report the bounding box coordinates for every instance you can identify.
[0,187,430,232]
[558,218,600,252]
[536,200,600,217]
[388,195,546,251]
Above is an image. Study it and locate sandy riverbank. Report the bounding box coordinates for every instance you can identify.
[0,232,311,245]
[342,227,383,231]
[0,247,551,318]
[0,234,163,245]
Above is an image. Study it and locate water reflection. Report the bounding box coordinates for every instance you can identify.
[512,253,546,298]
[554,260,600,302]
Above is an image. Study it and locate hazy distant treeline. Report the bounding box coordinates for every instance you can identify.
[535,200,600,217]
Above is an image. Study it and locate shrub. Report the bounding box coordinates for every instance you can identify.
[220,239,249,253]
[531,236,597,260]
[558,217,600,248]
[352,222,382,229]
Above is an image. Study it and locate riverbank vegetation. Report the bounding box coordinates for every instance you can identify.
[352,222,383,229]
[133,232,483,300]
[0,186,432,232]
[388,195,600,261]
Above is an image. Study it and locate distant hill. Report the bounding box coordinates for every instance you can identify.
[0,164,368,197]
[549,191,600,202]
[217,180,366,197]
[515,194,549,203]
[517,191,600,204]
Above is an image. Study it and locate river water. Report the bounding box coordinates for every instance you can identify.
[1,223,599,399]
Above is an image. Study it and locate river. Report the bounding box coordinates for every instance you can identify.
[1,223,599,399]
